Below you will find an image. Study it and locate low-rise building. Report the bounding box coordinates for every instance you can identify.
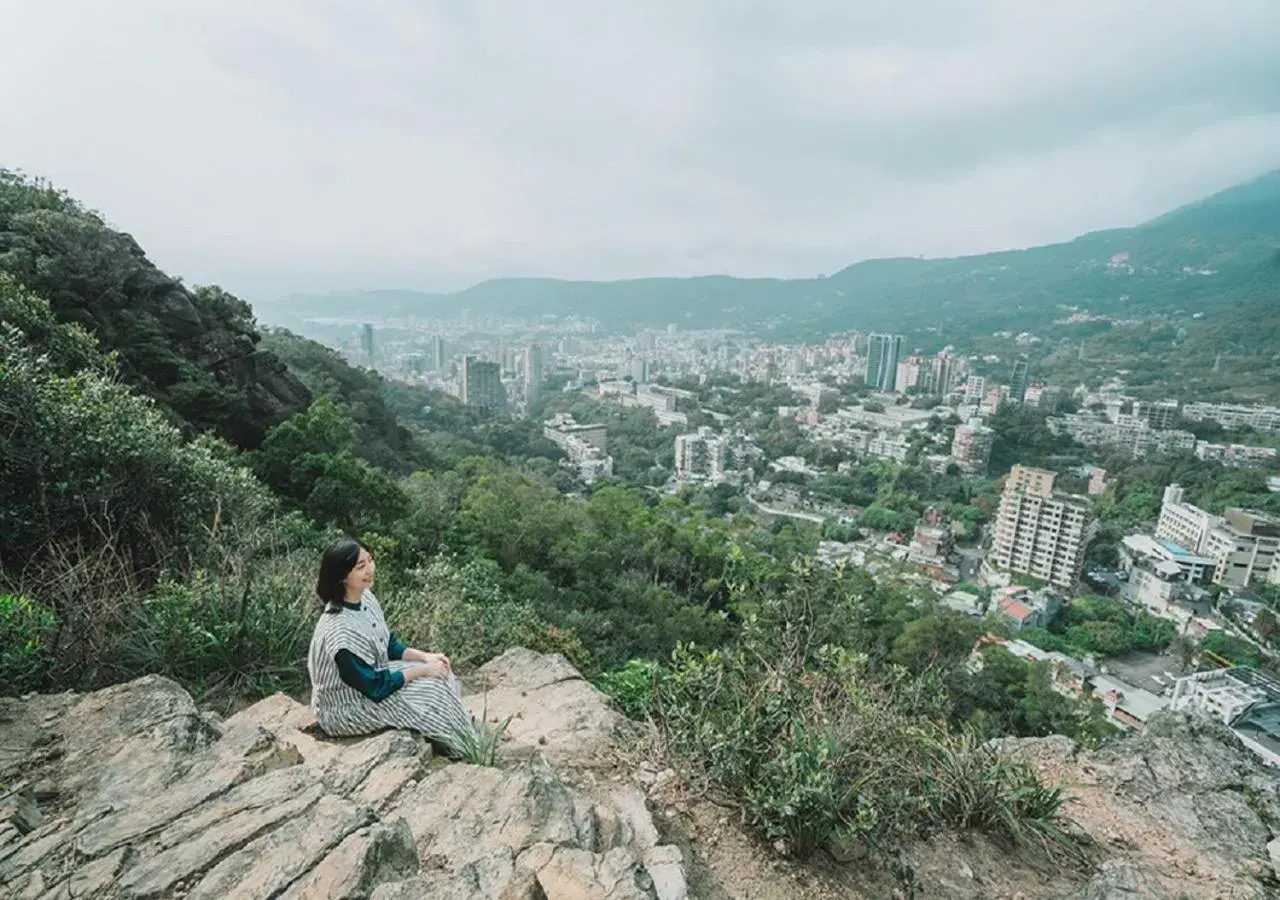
[942,589,985,619]
[1120,534,1215,584]
[1170,668,1280,766]
[543,414,614,483]
[1205,509,1280,588]
[992,585,1064,631]
[975,636,1167,730]
[1179,402,1280,433]
[866,431,910,463]
[1154,486,1279,587]
[1054,412,1196,459]
[1194,442,1279,468]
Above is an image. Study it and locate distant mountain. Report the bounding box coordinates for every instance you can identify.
[275,168,1280,342]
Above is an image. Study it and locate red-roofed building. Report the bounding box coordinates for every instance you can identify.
[993,585,1062,631]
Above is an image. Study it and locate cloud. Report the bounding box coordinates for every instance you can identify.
[3,0,1279,302]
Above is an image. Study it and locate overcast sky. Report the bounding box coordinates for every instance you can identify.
[5,1,1280,302]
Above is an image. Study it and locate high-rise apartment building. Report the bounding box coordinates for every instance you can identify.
[525,343,545,403]
[930,353,960,397]
[896,355,925,393]
[866,334,904,392]
[461,356,506,411]
[630,357,650,384]
[1009,357,1030,403]
[951,419,994,475]
[674,427,728,482]
[990,465,1095,589]
[1024,384,1061,412]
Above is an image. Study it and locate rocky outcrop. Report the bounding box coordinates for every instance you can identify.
[0,649,688,899]
[5,651,1279,900]
[993,712,1280,899]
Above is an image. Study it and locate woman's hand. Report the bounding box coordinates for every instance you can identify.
[405,647,451,669]
[405,654,451,681]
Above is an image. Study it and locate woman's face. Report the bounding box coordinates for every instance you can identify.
[345,547,376,594]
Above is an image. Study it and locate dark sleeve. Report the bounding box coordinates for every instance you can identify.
[387,632,408,661]
[334,649,405,702]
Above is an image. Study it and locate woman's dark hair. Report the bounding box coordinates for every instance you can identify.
[317,538,365,611]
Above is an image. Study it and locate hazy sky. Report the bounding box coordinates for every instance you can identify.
[5,1,1280,302]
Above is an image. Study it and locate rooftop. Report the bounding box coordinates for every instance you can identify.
[1093,674,1169,722]
[1157,538,1200,560]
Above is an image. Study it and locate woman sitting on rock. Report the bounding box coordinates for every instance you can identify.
[307,537,474,756]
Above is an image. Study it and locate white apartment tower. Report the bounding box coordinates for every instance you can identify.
[1154,485,1218,554]
[990,465,1096,589]
[674,427,728,482]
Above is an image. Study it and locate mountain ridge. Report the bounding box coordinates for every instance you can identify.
[273,166,1280,337]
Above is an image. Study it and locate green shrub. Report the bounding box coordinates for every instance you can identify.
[117,552,316,697]
[595,659,664,720]
[0,594,56,694]
[656,573,1080,861]
[0,317,283,581]
[443,716,511,768]
[382,555,590,672]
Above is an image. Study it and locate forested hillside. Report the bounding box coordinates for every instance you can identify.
[0,171,311,448]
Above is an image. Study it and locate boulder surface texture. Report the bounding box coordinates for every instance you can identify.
[0,648,687,900]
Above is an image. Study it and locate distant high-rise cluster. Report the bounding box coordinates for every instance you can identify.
[428,334,447,373]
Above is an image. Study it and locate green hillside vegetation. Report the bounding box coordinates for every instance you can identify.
[0,173,1119,863]
[0,171,312,448]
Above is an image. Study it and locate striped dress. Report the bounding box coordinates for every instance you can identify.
[307,590,473,753]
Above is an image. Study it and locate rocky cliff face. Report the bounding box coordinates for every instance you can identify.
[2,650,1278,900]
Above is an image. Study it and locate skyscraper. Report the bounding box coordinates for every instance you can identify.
[930,352,960,397]
[525,344,545,403]
[866,334,904,392]
[461,355,506,411]
[630,356,650,384]
[428,335,447,372]
[990,465,1095,589]
[1009,357,1030,403]
[360,324,375,369]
